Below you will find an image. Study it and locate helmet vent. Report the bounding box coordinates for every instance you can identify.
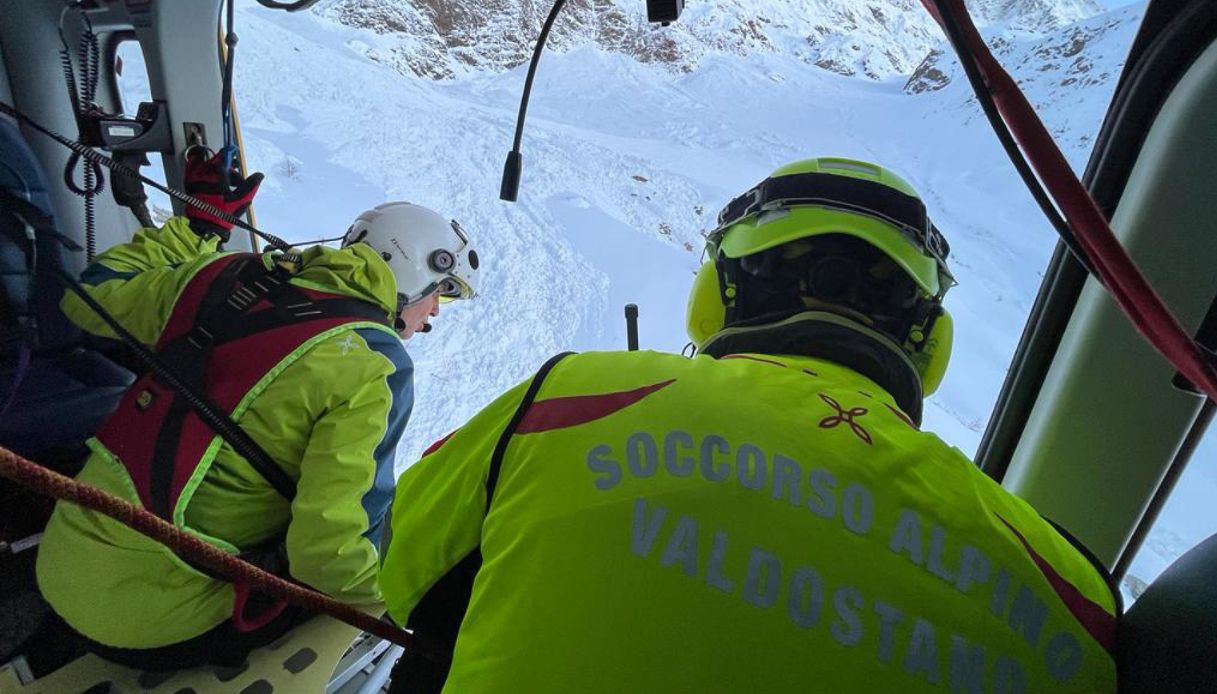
[468,249,480,270]
[429,249,455,272]
[821,159,880,177]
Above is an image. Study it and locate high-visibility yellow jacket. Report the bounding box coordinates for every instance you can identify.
[37,218,410,648]
[382,350,1118,693]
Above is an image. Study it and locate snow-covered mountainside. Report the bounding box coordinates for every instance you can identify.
[126,0,1217,603]
[967,0,1102,32]
[215,0,1143,467]
[905,3,1142,153]
[318,0,1102,81]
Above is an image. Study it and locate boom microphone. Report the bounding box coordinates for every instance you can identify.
[500,0,684,202]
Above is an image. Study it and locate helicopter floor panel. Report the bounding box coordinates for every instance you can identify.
[0,609,384,693]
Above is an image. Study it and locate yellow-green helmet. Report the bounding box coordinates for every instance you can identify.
[686,157,956,418]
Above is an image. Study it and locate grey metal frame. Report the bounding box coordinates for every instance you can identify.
[1002,38,1217,567]
[0,0,256,255]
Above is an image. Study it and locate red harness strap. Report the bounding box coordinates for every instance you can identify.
[95,253,389,520]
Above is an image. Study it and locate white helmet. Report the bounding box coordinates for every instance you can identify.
[341,202,479,307]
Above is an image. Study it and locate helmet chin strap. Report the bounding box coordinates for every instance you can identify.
[700,311,925,424]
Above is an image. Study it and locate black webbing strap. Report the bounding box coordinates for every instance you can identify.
[156,256,251,386]
[1045,516,1124,616]
[394,351,574,694]
[147,257,258,518]
[148,255,391,513]
[0,187,64,241]
[221,296,388,343]
[160,256,388,363]
[149,397,196,518]
[484,351,575,505]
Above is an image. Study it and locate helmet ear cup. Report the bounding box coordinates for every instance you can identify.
[912,307,953,396]
[687,261,728,347]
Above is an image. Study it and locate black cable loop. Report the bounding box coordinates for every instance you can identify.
[63,151,104,197]
[56,3,104,260]
[62,151,104,260]
[0,102,292,253]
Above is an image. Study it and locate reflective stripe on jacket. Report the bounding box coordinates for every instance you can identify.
[381,350,1118,693]
[37,218,412,648]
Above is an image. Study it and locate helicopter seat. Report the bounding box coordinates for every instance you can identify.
[0,119,134,461]
[1117,531,1217,692]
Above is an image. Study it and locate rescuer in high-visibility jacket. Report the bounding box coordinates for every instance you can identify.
[35,152,480,670]
[379,157,1121,694]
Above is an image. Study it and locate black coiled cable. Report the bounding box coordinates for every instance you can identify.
[78,19,99,105]
[47,3,288,254]
[58,2,105,260]
[63,153,103,260]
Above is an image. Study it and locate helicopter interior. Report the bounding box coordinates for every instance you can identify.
[1,0,1216,691]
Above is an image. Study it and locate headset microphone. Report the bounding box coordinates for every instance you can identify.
[501,0,683,202]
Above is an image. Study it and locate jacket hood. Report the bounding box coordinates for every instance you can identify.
[287,243,399,318]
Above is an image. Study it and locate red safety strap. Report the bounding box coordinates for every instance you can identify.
[922,0,1217,401]
[231,579,289,633]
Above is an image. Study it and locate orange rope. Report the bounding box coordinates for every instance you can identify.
[0,444,443,662]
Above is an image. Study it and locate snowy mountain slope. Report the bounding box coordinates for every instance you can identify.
[968,0,1102,32]
[317,0,1102,82]
[905,2,1141,155]
[219,0,1144,468]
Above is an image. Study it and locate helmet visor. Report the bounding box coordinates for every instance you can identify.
[436,275,474,303]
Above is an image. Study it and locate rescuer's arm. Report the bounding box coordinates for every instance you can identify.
[60,216,221,344]
[284,328,413,604]
[379,374,534,626]
[62,151,260,344]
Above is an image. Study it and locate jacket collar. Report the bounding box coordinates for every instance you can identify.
[700,311,924,424]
